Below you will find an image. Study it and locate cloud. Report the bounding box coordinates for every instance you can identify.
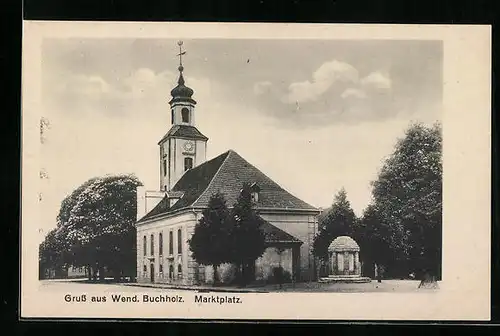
[122,68,168,97]
[47,68,212,118]
[283,60,359,103]
[59,74,111,98]
[361,71,391,90]
[341,88,367,99]
[253,81,272,95]
[260,67,395,129]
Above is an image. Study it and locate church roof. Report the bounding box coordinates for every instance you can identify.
[138,149,318,223]
[158,125,209,144]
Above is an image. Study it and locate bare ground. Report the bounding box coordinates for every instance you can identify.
[39,279,437,293]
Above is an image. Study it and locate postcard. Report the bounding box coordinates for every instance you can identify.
[21,21,491,320]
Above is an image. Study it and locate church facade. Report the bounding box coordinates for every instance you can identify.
[135,44,320,285]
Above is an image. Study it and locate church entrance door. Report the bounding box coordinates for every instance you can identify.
[150,263,155,283]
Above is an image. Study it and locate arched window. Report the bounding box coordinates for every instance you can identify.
[181,107,190,123]
[143,264,147,273]
[159,232,163,256]
[143,235,147,256]
[169,231,173,255]
[178,264,183,278]
[177,228,182,254]
[150,234,154,256]
[159,263,163,274]
[184,157,193,172]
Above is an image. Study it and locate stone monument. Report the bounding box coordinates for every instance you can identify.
[319,236,371,283]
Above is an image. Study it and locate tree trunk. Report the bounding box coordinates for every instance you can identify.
[212,264,220,286]
[87,265,92,281]
[243,261,256,286]
[278,253,283,289]
[237,263,243,286]
[375,263,383,283]
[418,272,439,289]
[98,266,105,282]
[39,263,45,280]
[239,263,246,287]
[243,262,249,286]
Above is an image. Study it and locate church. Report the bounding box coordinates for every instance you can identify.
[135,42,320,286]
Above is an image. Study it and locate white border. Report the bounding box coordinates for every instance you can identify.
[21,21,492,320]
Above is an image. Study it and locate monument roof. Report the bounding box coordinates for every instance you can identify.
[328,236,360,252]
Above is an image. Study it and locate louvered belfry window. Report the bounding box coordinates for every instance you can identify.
[181,107,190,123]
[184,157,193,171]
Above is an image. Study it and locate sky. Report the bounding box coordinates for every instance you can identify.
[38,38,442,241]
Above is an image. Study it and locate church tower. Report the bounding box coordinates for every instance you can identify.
[158,41,208,191]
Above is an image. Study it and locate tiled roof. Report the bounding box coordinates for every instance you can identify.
[193,150,318,210]
[259,217,303,244]
[139,196,170,220]
[137,149,318,223]
[158,125,209,144]
[138,151,229,222]
[169,151,230,211]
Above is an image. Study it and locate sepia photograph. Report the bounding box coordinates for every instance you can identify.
[21,22,491,320]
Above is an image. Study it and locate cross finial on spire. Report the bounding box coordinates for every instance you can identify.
[177,40,186,72]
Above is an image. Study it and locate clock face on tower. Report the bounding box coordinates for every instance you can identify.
[183,141,195,152]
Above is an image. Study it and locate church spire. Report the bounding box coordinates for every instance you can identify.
[160,41,208,192]
[176,40,186,85]
[170,40,195,104]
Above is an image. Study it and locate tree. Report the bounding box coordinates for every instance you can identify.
[188,192,232,285]
[357,203,392,281]
[56,174,142,281]
[313,188,358,268]
[228,183,266,286]
[275,246,286,288]
[39,228,67,279]
[370,122,442,287]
